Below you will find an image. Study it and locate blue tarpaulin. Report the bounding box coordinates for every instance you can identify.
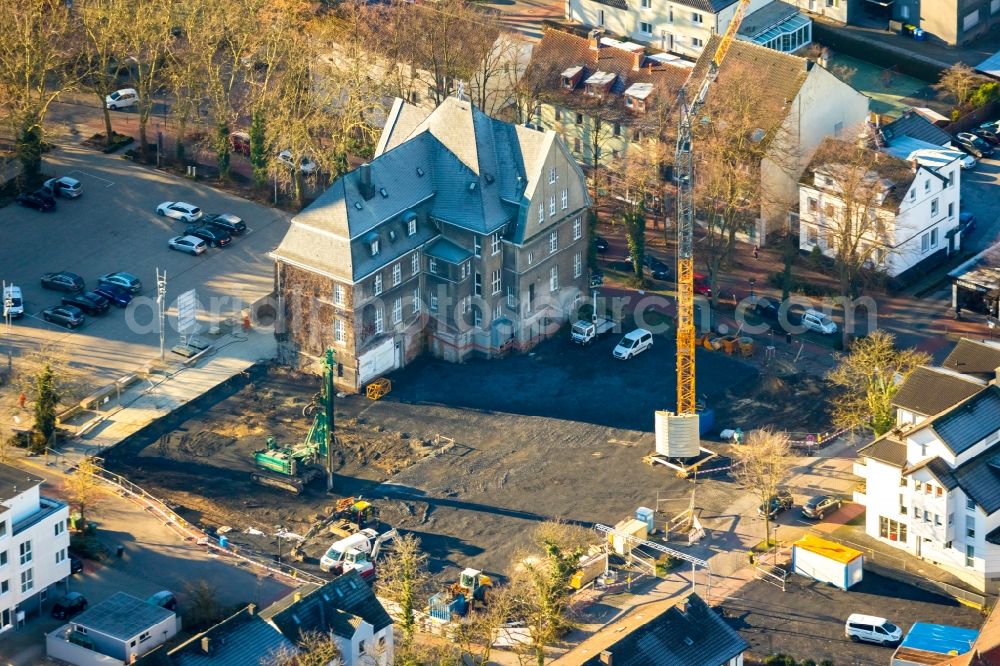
[900,622,978,656]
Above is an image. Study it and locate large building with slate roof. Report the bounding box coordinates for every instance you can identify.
[855,339,1000,593]
[273,95,591,392]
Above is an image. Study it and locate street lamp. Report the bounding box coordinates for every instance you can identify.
[276,525,284,564]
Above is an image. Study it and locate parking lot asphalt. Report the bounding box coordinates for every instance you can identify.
[1,144,290,385]
[722,571,985,665]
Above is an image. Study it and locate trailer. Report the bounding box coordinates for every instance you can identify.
[791,534,863,590]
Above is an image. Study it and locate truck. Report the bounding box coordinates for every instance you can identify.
[571,290,616,345]
[319,528,397,575]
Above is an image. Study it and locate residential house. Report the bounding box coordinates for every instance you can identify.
[891,0,1000,46]
[737,0,814,52]
[524,28,691,166]
[273,95,591,392]
[262,571,394,666]
[688,38,869,244]
[880,110,955,149]
[577,594,748,666]
[797,138,961,279]
[784,0,853,24]
[0,462,70,633]
[854,350,1000,594]
[46,592,179,665]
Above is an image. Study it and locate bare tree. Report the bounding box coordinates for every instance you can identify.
[75,0,132,148]
[731,429,791,550]
[934,63,986,112]
[118,0,174,161]
[827,330,929,437]
[67,456,101,525]
[455,581,519,666]
[469,30,527,117]
[376,533,430,649]
[265,630,343,666]
[609,138,667,281]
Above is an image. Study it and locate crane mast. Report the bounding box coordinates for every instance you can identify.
[673,0,752,415]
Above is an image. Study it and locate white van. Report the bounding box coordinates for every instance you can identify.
[845,614,902,645]
[105,88,139,110]
[320,529,377,573]
[3,285,24,319]
[613,328,653,360]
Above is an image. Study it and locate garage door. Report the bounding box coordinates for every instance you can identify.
[358,339,397,383]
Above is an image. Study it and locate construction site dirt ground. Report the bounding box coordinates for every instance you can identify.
[103,330,834,579]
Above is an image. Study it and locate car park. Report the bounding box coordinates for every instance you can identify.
[51,592,88,619]
[613,328,653,360]
[594,235,609,253]
[229,131,251,156]
[41,271,85,293]
[959,211,977,236]
[62,291,110,316]
[157,201,203,222]
[42,305,85,329]
[845,614,902,646]
[93,283,132,308]
[185,224,232,248]
[203,212,247,235]
[801,309,837,335]
[43,176,83,198]
[98,271,142,294]
[954,132,993,158]
[105,88,138,110]
[168,235,207,255]
[802,495,842,520]
[3,285,24,319]
[277,150,318,174]
[758,489,793,518]
[16,190,56,212]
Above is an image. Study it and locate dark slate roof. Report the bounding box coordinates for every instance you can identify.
[942,339,1000,379]
[672,0,739,11]
[881,110,953,148]
[904,456,959,490]
[264,571,392,641]
[891,366,987,416]
[951,450,1000,515]
[587,0,627,9]
[581,594,747,666]
[0,462,43,505]
[425,237,473,264]
[927,385,1000,456]
[74,592,174,641]
[858,434,908,467]
[168,608,293,666]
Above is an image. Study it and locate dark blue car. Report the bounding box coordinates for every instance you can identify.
[93,283,132,308]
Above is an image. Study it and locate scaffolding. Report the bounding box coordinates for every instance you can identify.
[594,523,711,597]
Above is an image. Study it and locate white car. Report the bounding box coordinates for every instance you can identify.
[801,309,837,335]
[43,176,82,198]
[105,88,139,110]
[156,201,203,223]
[613,328,653,360]
[277,150,318,175]
[959,153,978,169]
[3,285,24,319]
[168,235,207,255]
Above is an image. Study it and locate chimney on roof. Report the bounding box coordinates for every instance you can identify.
[200,637,211,655]
[589,28,603,51]
[247,603,256,616]
[359,163,375,200]
[632,50,643,71]
[599,651,613,666]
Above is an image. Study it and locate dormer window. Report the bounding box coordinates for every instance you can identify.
[562,76,573,88]
[407,218,416,236]
[371,239,379,255]
[365,232,380,257]
[623,82,652,113]
[584,71,615,97]
[561,66,583,90]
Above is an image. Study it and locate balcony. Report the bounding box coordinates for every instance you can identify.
[13,497,66,536]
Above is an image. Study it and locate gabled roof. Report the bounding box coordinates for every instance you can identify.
[858,433,908,468]
[942,339,1000,379]
[264,571,392,641]
[891,366,987,417]
[802,137,917,210]
[882,136,966,172]
[167,607,293,666]
[881,110,954,147]
[74,592,174,642]
[581,594,747,666]
[673,0,740,11]
[0,462,42,505]
[924,385,1000,457]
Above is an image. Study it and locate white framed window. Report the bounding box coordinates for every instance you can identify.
[691,37,703,47]
[54,521,64,537]
[0,521,5,538]
[412,288,421,314]
[334,318,345,343]
[20,569,32,594]
[461,297,469,315]
[550,266,559,291]
[428,257,437,274]
[373,274,382,296]
[574,252,582,278]
[491,232,501,256]
[0,580,7,595]
[491,269,501,295]
[392,263,401,286]
[549,230,558,253]
[931,198,939,216]
[921,233,930,253]
[692,11,703,22]
[411,253,419,276]
[561,189,568,210]
[507,285,516,308]
[549,196,556,216]
[930,228,939,248]
[641,0,650,7]
[924,179,931,192]
[948,202,955,218]
[527,251,534,265]
[370,238,380,256]
[949,171,956,187]
[967,545,975,567]
[806,226,818,245]
[573,217,582,240]
[493,303,502,321]
[374,307,384,334]
[473,306,483,328]
[640,21,653,34]
[333,284,344,306]
[392,297,402,324]
[538,203,544,224]
[910,188,916,201]
[18,542,31,566]
[964,9,980,30]
[430,293,438,312]
[549,166,557,184]
[0,551,6,567]
[475,272,482,296]
[407,218,417,236]
[55,549,66,565]
[474,235,481,258]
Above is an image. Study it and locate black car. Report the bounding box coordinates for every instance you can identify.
[644,255,671,280]
[62,291,110,316]
[51,592,88,619]
[42,305,85,329]
[802,495,842,520]
[16,190,56,212]
[203,213,247,235]
[41,271,84,293]
[185,225,232,248]
[954,132,993,158]
[754,297,802,330]
[594,235,609,253]
[959,211,977,236]
[94,283,132,308]
[758,489,794,519]
[70,555,83,574]
[975,125,1000,146]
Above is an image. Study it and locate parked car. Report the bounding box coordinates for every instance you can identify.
[105,88,138,110]
[168,235,207,255]
[69,555,83,574]
[613,328,653,360]
[62,291,110,316]
[51,592,88,619]
[98,271,142,294]
[758,489,794,519]
[644,255,671,280]
[43,176,83,198]
[958,153,978,170]
[146,590,178,612]
[589,269,604,288]
[801,309,837,335]
[185,225,232,248]
[693,272,712,297]
[802,495,842,520]
[16,190,56,212]
[954,132,993,158]
[42,305,85,329]
[754,297,802,330]
[157,201,203,222]
[41,271,84,293]
[845,614,902,646]
[594,235,609,253]
[203,212,247,235]
[959,211,977,236]
[975,125,1000,145]
[3,285,24,319]
[277,150,318,174]
[93,283,132,308]
[229,131,251,156]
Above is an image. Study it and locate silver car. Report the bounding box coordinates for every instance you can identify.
[168,235,207,255]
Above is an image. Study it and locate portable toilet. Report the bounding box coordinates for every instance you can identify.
[636,507,655,534]
[792,534,863,590]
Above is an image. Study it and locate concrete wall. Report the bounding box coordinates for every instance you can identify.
[47,630,125,666]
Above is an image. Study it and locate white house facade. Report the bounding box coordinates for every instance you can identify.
[0,463,70,634]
